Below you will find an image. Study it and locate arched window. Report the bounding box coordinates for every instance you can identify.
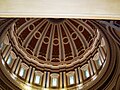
[34,71,43,85]
[84,70,90,78]
[50,73,59,87]
[19,68,25,77]
[6,55,12,65]
[34,75,41,84]
[81,64,90,79]
[52,78,57,87]
[0,43,3,49]
[18,63,29,79]
[69,75,74,85]
[67,71,75,85]
[97,58,102,66]
[93,52,103,70]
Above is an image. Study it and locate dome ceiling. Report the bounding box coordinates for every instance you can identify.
[0,18,113,90]
[12,18,97,67]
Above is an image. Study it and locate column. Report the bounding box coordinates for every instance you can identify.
[88,60,93,76]
[75,68,79,84]
[3,46,11,61]
[60,72,62,88]
[99,54,104,63]
[30,68,35,83]
[15,59,22,75]
[2,45,9,57]
[78,67,83,83]
[63,72,66,88]
[26,66,32,82]
[42,71,47,88]
[91,60,97,74]
[46,72,50,88]
[99,47,105,60]
[12,57,19,73]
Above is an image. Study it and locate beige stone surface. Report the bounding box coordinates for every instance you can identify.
[0,0,120,19]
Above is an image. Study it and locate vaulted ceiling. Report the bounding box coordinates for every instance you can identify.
[0,19,120,90]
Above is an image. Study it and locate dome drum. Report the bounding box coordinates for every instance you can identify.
[0,18,113,90]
